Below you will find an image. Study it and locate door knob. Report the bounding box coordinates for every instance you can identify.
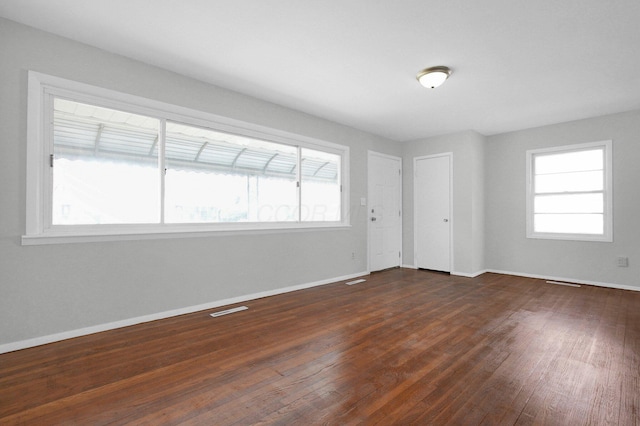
[371,217,377,222]
[443,219,449,222]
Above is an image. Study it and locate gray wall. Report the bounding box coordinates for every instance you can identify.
[402,130,486,276]
[0,18,400,346]
[485,110,640,289]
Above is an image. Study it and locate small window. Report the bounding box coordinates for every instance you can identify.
[24,72,349,244]
[526,141,612,242]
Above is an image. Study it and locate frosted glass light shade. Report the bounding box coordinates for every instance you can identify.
[417,66,452,89]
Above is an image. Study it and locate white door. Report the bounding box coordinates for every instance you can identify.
[414,154,451,272]
[368,151,402,272]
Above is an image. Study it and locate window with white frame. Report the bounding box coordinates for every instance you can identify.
[25,72,348,244]
[526,141,612,242]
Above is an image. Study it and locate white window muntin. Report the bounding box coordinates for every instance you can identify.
[25,71,349,244]
[526,140,612,242]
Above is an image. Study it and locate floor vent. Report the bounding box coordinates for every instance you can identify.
[346,279,367,286]
[210,306,248,317]
[546,280,581,288]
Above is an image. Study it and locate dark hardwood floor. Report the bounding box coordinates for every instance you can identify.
[1,269,639,425]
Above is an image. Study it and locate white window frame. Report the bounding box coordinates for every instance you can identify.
[24,71,350,245]
[526,140,613,242]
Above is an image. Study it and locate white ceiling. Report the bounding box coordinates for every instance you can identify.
[2,0,640,141]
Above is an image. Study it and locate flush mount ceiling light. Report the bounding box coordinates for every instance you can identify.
[416,66,452,89]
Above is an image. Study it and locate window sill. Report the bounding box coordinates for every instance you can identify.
[22,222,351,245]
[526,232,613,243]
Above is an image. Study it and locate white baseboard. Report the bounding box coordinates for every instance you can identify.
[0,271,369,355]
[401,265,487,278]
[401,264,418,269]
[401,264,486,278]
[407,265,638,290]
[451,270,488,278]
[485,269,640,292]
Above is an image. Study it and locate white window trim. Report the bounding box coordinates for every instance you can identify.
[525,140,613,242]
[24,71,350,245]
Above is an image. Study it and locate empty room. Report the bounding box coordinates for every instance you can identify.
[1,1,639,424]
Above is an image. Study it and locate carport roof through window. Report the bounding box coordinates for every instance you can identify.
[53,99,339,182]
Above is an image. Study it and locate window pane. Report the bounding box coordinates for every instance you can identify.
[535,170,603,193]
[164,122,298,223]
[534,148,603,175]
[534,193,603,214]
[252,176,299,222]
[52,98,160,224]
[534,214,603,234]
[300,148,341,221]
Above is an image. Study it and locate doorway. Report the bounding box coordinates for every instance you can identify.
[368,151,402,272]
[414,153,452,272]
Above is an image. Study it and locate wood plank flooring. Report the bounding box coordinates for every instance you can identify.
[1,269,639,425]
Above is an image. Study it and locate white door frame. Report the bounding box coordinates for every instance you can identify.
[367,150,403,272]
[413,152,454,271]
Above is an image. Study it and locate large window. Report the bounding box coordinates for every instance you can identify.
[25,72,348,244]
[526,141,612,242]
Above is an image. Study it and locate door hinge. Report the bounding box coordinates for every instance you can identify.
[399,251,401,258]
[49,154,54,168]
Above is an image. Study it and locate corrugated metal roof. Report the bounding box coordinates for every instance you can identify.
[53,98,339,182]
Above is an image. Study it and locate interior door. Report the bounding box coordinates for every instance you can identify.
[414,154,451,272]
[368,151,402,272]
